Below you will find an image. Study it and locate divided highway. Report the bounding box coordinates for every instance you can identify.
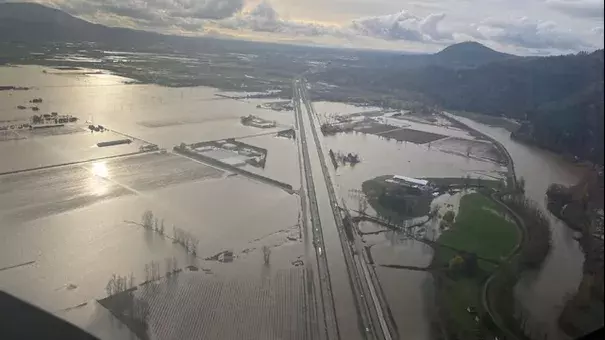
[293,78,393,340]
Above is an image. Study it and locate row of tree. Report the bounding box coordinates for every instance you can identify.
[173,227,199,256]
[105,273,135,297]
[141,210,199,256]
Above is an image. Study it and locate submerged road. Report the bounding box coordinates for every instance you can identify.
[294,78,393,340]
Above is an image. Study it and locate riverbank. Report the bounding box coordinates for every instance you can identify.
[546,176,604,337]
[441,112,516,188]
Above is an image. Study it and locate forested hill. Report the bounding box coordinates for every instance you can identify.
[318,48,603,164]
[396,49,604,163]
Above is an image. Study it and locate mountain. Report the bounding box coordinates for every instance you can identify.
[390,49,605,163]
[391,41,519,70]
[0,3,164,46]
[432,41,516,68]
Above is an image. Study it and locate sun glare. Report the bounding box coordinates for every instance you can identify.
[91,162,109,178]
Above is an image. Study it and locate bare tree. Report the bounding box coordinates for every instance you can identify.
[159,219,165,235]
[142,210,154,229]
[105,274,132,296]
[517,176,526,193]
[262,246,272,265]
[144,264,150,281]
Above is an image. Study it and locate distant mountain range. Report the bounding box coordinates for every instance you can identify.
[1,3,512,67]
[0,3,165,46]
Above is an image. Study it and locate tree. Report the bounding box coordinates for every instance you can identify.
[159,219,165,235]
[144,264,150,281]
[141,210,153,229]
[262,246,271,265]
[517,176,526,193]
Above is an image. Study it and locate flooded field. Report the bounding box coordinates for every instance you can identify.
[325,133,505,204]
[0,65,295,149]
[0,127,149,174]
[319,118,505,338]
[1,64,588,340]
[238,133,300,186]
[0,149,302,313]
[0,65,305,335]
[102,268,308,340]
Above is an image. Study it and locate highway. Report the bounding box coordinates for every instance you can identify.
[294,79,339,340]
[293,78,394,340]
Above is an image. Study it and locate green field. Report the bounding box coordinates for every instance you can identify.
[434,193,518,269]
[433,193,520,340]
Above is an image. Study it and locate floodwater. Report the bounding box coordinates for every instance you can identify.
[1,64,585,340]
[0,65,305,337]
[446,113,586,340]
[1,65,295,148]
[319,123,505,339]
[238,133,300,187]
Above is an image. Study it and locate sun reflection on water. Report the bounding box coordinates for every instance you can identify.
[89,162,110,196]
[91,161,109,178]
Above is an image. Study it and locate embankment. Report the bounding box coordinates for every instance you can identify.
[173,146,294,193]
[441,112,517,188]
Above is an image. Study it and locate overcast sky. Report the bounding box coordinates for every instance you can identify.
[16,0,605,54]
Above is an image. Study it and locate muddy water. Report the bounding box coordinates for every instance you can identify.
[446,113,586,340]
[320,129,504,339]
[1,66,305,336]
[323,132,505,208]
[0,65,295,149]
[2,65,582,339]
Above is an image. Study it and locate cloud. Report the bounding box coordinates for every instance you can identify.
[545,0,604,19]
[350,10,452,42]
[59,0,243,29]
[169,0,244,20]
[219,4,453,43]
[217,1,341,36]
[16,0,600,54]
[471,16,594,51]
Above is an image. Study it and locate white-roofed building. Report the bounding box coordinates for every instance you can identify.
[392,175,429,186]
